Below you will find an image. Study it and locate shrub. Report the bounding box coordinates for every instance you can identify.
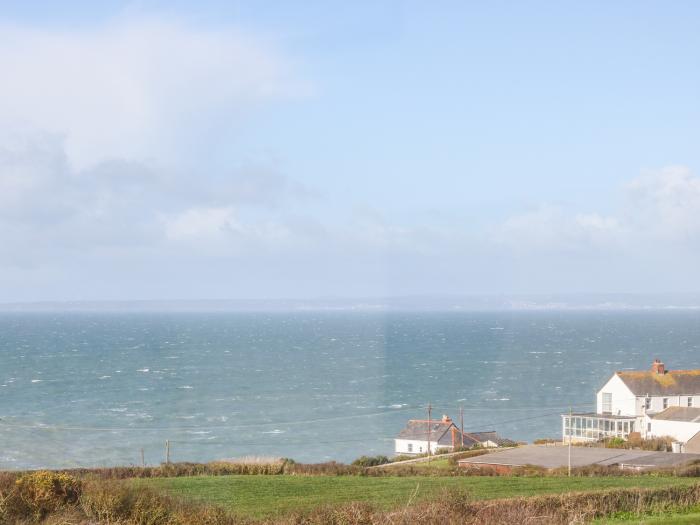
[13,471,82,519]
[390,454,415,463]
[352,455,390,467]
[533,438,559,445]
[602,436,674,452]
[446,449,489,466]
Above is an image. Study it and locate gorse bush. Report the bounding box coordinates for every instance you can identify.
[13,471,81,519]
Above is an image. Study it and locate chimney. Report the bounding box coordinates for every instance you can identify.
[651,359,666,375]
[442,414,452,423]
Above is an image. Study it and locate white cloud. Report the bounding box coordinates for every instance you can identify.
[495,205,621,250]
[625,165,700,240]
[0,17,307,170]
[163,206,239,240]
[495,165,700,252]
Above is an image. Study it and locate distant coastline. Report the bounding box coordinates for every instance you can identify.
[2,293,700,312]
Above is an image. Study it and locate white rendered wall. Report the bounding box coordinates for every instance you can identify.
[597,375,636,416]
[648,419,700,443]
[394,439,446,455]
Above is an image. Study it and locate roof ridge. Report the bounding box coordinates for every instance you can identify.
[618,369,700,374]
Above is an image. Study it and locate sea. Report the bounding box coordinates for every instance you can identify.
[1,310,699,470]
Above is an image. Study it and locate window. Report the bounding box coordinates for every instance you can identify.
[645,398,651,410]
[602,392,612,413]
[689,397,694,407]
[648,422,652,432]
[663,398,669,409]
[419,446,423,453]
[407,443,413,452]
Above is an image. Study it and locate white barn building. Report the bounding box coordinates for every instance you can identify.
[562,359,700,452]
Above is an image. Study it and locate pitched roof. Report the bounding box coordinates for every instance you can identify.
[652,406,700,422]
[464,431,517,447]
[396,420,457,445]
[397,420,515,448]
[616,370,700,396]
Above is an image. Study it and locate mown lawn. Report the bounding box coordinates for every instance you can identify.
[137,475,700,519]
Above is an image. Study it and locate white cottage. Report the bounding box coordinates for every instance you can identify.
[562,359,700,451]
[395,415,514,455]
[395,415,462,455]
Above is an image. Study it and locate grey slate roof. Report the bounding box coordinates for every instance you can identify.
[397,421,515,448]
[464,431,518,447]
[396,420,457,446]
[652,406,700,422]
[616,370,700,396]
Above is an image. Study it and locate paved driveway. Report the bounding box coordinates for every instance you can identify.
[458,445,700,469]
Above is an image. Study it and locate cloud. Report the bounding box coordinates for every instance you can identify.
[495,166,700,252]
[0,14,317,270]
[624,165,700,241]
[0,132,317,267]
[0,17,307,170]
[495,205,622,251]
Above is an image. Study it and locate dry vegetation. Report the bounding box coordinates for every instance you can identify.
[573,436,677,452]
[2,457,700,524]
[3,470,700,524]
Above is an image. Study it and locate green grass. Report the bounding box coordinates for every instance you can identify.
[393,457,453,470]
[596,505,700,524]
[594,505,700,525]
[137,475,700,519]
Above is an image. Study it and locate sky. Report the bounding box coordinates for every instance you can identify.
[0,1,699,302]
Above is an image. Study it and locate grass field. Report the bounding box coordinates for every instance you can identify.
[596,505,700,524]
[599,512,700,524]
[138,475,700,519]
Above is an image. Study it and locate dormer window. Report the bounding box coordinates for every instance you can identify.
[663,398,669,409]
[689,397,694,407]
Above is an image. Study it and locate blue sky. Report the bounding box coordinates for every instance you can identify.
[0,1,699,301]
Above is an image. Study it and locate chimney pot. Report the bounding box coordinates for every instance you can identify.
[442,414,451,423]
[651,359,665,375]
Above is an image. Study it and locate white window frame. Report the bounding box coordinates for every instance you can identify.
[602,392,612,413]
[689,397,694,407]
[663,398,669,409]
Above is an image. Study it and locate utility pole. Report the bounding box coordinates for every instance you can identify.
[165,440,170,464]
[141,448,145,468]
[568,407,572,477]
[460,405,464,449]
[427,403,432,462]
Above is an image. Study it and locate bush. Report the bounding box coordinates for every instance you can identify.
[78,479,239,525]
[390,454,415,463]
[446,449,490,466]
[352,455,390,467]
[603,436,674,451]
[13,471,82,519]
